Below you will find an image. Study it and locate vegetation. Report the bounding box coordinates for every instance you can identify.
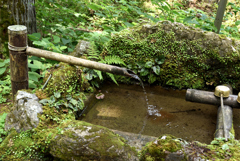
[0,0,240,160]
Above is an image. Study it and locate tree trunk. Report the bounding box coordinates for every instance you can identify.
[0,0,37,58]
[8,0,37,35]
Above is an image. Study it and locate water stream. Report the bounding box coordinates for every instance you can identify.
[129,74,161,135]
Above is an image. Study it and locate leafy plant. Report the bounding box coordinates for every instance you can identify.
[39,92,84,112]
[0,59,11,103]
[28,33,68,54]
[28,57,52,88]
[136,55,165,84]
[0,113,8,143]
[0,59,10,76]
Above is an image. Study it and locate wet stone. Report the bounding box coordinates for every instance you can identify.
[5,90,43,132]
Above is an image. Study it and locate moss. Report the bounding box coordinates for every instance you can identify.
[0,129,53,160]
[102,21,240,90]
[140,135,182,161]
[44,62,90,96]
[47,120,137,160]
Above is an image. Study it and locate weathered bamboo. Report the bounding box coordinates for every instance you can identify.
[215,105,233,139]
[26,47,135,77]
[186,89,240,108]
[8,25,28,98]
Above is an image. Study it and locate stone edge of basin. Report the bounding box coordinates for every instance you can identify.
[111,129,157,151]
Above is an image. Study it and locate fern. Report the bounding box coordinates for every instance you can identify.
[100,55,126,66]
[106,73,118,85]
[87,42,100,60]
[85,42,126,86]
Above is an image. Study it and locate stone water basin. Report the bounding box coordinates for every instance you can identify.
[81,82,240,144]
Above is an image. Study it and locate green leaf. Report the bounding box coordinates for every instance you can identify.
[235,21,240,26]
[29,71,41,82]
[156,56,165,65]
[29,80,37,88]
[162,5,170,11]
[0,113,8,123]
[53,35,60,44]
[0,62,6,68]
[85,73,93,80]
[0,67,6,75]
[28,60,42,71]
[66,95,72,101]
[124,21,134,27]
[60,46,67,50]
[152,66,160,75]
[3,59,10,64]
[87,4,101,10]
[140,68,149,76]
[183,16,195,23]
[67,86,73,93]
[210,140,219,145]
[95,12,106,17]
[28,33,41,41]
[68,103,73,109]
[174,2,183,7]
[39,99,49,105]
[148,73,157,84]
[70,99,78,106]
[54,92,61,98]
[145,61,153,68]
[222,144,229,150]
[94,70,103,80]
[61,38,71,45]
[106,73,118,85]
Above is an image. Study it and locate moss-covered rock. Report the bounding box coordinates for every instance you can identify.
[44,62,91,96]
[102,21,240,90]
[49,120,138,161]
[140,135,184,161]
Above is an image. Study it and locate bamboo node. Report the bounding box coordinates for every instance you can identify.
[8,43,28,52]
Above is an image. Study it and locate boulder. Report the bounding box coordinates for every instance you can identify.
[70,40,91,57]
[102,21,240,90]
[4,90,43,132]
[49,120,138,161]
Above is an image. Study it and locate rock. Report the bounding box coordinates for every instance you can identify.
[111,129,157,152]
[43,62,91,96]
[49,120,138,161]
[70,40,91,57]
[103,20,240,90]
[5,90,43,132]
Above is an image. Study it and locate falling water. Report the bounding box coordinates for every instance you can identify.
[129,74,161,134]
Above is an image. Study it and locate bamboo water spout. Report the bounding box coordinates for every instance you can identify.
[26,47,136,77]
[8,25,137,98]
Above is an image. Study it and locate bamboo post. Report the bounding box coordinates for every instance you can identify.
[215,85,233,140]
[8,25,28,99]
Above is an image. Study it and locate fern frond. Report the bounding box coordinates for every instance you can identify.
[104,55,126,66]
[106,73,118,85]
[93,70,103,80]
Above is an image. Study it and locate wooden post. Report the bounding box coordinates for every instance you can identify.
[8,25,28,99]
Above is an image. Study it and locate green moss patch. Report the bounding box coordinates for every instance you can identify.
[140,135,182,161]
[102,21,240,90]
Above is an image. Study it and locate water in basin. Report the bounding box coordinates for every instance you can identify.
[81,82,240,144]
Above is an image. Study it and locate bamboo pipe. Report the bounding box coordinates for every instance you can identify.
[185,89,240,108]
[26,47,135,77]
